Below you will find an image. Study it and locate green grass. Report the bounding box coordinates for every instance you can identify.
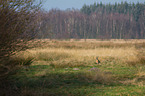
[1,40,145,96]
[6,63,144,96]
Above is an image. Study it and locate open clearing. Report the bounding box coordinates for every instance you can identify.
[1,39,145,96]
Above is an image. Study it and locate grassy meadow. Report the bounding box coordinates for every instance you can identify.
[1,39,145,96]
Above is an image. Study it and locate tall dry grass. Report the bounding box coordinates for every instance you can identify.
[11,39,145,69]
[12,46,140,68]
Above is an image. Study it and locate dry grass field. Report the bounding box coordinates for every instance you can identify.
[1,39,145,96]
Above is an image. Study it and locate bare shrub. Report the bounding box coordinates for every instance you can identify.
[0,0,42,79]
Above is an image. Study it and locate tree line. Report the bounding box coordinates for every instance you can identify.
[37,2,145,39]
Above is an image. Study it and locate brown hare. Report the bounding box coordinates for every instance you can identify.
[96,57,100,64]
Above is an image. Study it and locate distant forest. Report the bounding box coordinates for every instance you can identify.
[37,2,145,39]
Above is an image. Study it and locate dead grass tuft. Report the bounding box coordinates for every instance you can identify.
[126,49,145,66]
[79,70,114,85]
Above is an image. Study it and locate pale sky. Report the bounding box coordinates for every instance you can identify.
[35,0,145,11]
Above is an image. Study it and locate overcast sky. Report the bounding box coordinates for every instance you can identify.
[36,0,145,11]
